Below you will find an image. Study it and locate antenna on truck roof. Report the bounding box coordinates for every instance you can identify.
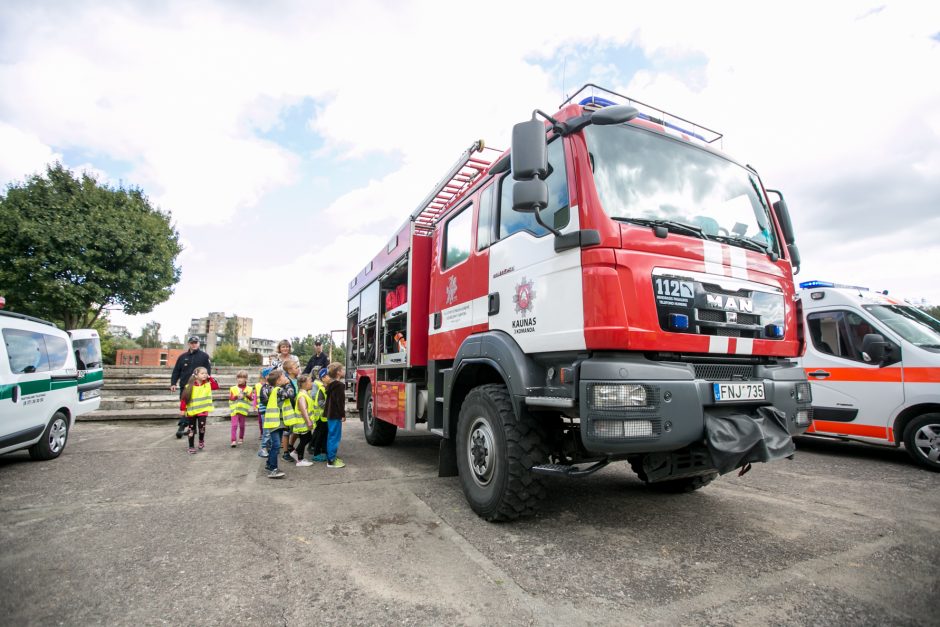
[410,140,503,235]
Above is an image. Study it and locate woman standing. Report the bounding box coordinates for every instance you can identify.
[269,339,296,370]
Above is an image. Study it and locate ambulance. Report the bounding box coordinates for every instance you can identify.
[0,310,103,460]
[797,281,940,470]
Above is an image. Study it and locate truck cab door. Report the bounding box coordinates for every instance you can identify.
[803,309,904,443]
[486,136,586,353]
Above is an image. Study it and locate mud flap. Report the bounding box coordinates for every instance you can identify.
[704,406,795,475]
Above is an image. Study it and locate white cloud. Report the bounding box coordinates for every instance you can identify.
[4,0,940,344]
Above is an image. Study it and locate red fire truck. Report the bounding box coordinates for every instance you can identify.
[346,85,812,520]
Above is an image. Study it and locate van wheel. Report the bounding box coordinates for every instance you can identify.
[362,384,397,446]
[456,384,548,521]
[28,411,69,461]
[904,413,940,472]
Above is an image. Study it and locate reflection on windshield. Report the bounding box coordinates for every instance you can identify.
[73,338,103,369]
[864,305,940,347]
[584,124,778,254]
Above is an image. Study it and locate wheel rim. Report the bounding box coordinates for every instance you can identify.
[49,417,68,453]
[467,416,496,487]
[366,396,375,432]
[913,422,940,464]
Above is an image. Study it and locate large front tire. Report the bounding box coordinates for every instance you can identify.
[362,384,397,446]
[28,411,70,461]
[904,413,940,472]
[455,384,548,521]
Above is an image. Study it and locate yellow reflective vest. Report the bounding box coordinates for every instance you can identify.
[229,385,252,416]
[293,389,315,434]
[313,380,327,423]
[262,386,295,430]
[186,382,214,416]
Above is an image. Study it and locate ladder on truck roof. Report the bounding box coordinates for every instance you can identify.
[410,140,504,236]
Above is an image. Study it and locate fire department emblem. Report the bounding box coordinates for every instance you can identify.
[513,277,536,314]
[445,276,458,305]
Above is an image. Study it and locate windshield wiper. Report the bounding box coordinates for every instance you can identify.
[707,233,773,256]
[613,217,705,239]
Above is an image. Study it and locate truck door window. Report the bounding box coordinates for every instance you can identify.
[443,204,473,269]
[2,328,51,374]
[498,138,570,240]
[477,184,495,251]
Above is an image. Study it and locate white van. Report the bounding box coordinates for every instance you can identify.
[0,311,103,460]
[797,281,940,471]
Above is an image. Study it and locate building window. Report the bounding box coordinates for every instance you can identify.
[160,352,168,366]
[134,355,140,365]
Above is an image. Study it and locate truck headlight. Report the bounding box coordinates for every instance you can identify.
[592,384,648,409]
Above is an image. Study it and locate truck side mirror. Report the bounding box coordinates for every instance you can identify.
[861,333,887,364]
[787,243,801,275]
[511,117,547,181]
[766,190,796,246]
[512,179,548,213]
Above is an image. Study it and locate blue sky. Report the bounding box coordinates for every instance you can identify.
[1,1,938,344]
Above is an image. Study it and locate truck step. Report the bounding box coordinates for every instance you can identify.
[531,459,609,478]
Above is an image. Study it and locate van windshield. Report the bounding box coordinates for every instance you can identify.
[73,337,103,369]
[863,305,940,348]
[584,124,779,255]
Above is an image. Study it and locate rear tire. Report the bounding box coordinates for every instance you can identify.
[904,413,940,472]
[455,384,548,521]
[28,411,70,461]
[362,384,397,446]
[629,457,718,493]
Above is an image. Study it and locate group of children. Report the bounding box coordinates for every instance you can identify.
[178,357,347,479]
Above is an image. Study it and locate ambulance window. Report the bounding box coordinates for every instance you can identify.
[807,312,849,358]
[477,184,495,251]
[43,334,70,369]
[2,329,50,374]
[443,204,473,269]
[498,138,570,240]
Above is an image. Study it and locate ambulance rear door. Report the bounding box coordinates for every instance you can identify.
[803,308,904,443]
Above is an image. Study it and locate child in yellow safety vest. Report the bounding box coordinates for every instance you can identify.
[281,357,301,463]
[309,367,330,462]
[290,374,316,467]
[229,370,253,447]
[181,367,213,454]
[260,368,296,478]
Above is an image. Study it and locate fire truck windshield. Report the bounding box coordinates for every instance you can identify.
[584,124,779,255]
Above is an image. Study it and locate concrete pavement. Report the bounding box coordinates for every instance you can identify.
[1,417,937,625]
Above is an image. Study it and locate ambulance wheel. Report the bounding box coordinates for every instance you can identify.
[904,413,940,472]
[456,384,548,521]
[362,384,396,446]
[28,411,69,461]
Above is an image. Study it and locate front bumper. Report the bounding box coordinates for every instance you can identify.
[578,355,811,456]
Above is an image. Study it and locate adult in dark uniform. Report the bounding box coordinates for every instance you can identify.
[302,341,330,376]
[170,336,213,437]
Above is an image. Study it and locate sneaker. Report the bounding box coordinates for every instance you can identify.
[296,460,313,467]
[231,441,237,448]
[257,449,268,458]
[312,454,327,462]
[282,452,292,462]
[289,450,299,463]
[237,439,244,445]
[326,458,346,469]
[198,441,205,450]
[188,447,197,454]
[175,430,185,439]
[267,469,285,479]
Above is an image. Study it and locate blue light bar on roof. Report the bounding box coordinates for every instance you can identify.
[799,280,870,291]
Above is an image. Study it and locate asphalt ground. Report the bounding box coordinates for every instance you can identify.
[1,416,938,626]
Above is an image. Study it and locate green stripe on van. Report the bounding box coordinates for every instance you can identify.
[78,369,104,384]
[51,379,79,391]
[0,384,12,400]
[18,379,52,395]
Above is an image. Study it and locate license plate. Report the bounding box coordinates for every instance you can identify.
[80,389,100,401]
[713,382,765,402]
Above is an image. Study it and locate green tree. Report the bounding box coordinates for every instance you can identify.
[105,335,141,365]
[239,349,262,366]
[211,344,242,366]
[922,305,940,320]
[0,163,182,329]
[137,320,162,348]
[223,316,240,346]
